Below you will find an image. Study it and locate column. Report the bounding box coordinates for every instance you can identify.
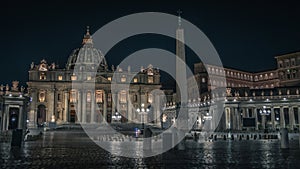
[262,114,266,130]
[63,91,69,122]
[82,90,87,123]
[77,90,82,122]
[154,93,161,126]
[18,107,23,129]
[47,90,53,122]
[271,107,275,130]
[91,90,95,123]
[29,89,37,128]
[254,107,258,130]
[5,106,9,130]
[298,107,300,128]
[289,107,295,130]
[242,108,247,118]
[103,91,107,123]
[127,91,132,122]
[280,106,285,128]
[53,89,57,121]
[2,113,5,131]
[210,109,215,131]
[232,108,236,130]
[235,107,240,130]
[246,108,249,118]
[112,92,117,113]
[34,108,38,128]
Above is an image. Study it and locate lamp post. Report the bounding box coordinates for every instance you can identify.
[136,103,149,135]
[259,106,271,132]
[112,111,122,123]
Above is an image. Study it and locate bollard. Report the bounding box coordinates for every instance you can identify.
[280,128,289,149]
[223,135,226,140]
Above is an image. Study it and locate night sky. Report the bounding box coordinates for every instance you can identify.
[1,1,300,87]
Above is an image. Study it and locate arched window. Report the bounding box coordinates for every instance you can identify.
[96,90,103,103]
[40,73,46,80]
[148,93,153,103]
[39,90,46,102]
[120,90,127,103]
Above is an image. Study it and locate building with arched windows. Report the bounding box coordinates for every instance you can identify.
[182,52,300,132]
[26,28,162,128]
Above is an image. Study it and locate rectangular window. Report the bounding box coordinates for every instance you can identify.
[107,77,112,81]
[121,77,126,82]
[120,91,126,103]
[40,73,46,80]
[87,76,92,81]
[133,78,138,83]
[291,59,295,66]
[70,90,77,103]
[148,76,153,83]
[58,75,63,81]
[71,75,77,81]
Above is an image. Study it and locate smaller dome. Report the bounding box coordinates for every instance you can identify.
[66,26,108,71]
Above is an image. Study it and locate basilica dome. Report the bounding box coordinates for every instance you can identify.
[66,27,108,72]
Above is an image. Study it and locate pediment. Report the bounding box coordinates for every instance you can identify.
[95,75,111,83]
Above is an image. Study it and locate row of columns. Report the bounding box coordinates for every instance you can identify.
[225,106,300,131]
[29,87,162,126]
[75,90,105,123]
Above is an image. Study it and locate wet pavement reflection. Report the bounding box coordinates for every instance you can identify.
[1,129,300,168]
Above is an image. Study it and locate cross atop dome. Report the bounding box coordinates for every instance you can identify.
[82,26,93,44]
[86,26,90,35]
[177,10,182,27]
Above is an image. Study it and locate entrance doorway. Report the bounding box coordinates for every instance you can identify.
[9,108,19,129]
[37,105,46,127]
[70,110,76,123]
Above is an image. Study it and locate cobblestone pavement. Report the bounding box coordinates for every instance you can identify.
[1,129,300,169]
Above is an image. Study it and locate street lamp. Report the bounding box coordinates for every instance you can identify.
[259,106,271,131]
[112,111,122,123]
[136,103,149,134]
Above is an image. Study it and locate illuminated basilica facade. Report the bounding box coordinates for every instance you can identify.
[27,28,161,128]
